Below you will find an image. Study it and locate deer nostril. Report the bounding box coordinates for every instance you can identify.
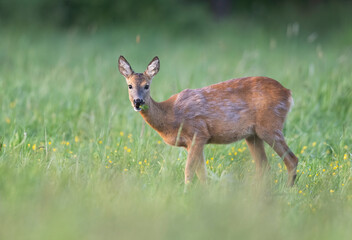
[134,99,144,105]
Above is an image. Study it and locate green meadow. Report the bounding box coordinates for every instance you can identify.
[1,11,352,240]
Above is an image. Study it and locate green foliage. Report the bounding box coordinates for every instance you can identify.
[0,0,204,26]
[1,11,352,239]
[140,104,149,111]
[1,0,350,29]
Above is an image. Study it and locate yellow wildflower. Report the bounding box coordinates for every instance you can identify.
[10,101,16,108]
[32,144,36,151]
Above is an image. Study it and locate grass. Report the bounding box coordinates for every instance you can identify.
[1,15,352,239]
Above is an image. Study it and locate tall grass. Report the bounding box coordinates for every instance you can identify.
[0,16,352,239]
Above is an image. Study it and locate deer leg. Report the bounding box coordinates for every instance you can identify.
[195,150,207,184]
[246,135,269,178]
[262,131,298,186]
[185,142,206,184]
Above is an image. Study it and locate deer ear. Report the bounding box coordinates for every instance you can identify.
[118,56,134,78]
[144,56,160,78]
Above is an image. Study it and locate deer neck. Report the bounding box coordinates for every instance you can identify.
[140,97,173,135]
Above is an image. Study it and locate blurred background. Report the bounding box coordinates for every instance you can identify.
[0,0,351,29]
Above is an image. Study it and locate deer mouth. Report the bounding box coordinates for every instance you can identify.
[133,100,145,112]
[134,106,142,112]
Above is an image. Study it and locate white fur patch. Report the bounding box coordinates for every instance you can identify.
[288,95,294,112]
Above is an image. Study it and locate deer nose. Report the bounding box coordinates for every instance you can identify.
[133,99,145,106]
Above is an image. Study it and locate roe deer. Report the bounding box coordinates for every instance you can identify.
[118,56,298,186]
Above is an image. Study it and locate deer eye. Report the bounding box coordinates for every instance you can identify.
[144,85,149,90]
[128,85,132,89]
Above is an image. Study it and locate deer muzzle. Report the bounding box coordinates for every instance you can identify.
[133,98,145,112]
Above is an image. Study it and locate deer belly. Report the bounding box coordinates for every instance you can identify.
[207,125,255,144]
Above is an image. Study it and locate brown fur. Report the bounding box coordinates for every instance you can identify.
[118,56,298,186]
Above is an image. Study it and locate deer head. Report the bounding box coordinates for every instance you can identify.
[118,56,160,112]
